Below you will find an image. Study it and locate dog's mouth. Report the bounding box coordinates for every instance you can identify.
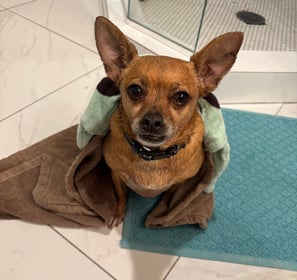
[138,134,167,146]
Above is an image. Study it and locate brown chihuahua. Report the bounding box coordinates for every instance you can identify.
[95,17,243,227]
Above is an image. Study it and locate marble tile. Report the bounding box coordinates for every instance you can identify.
[0,67,104,159]
[11,0,153,55]
[221,103,282,115]
[11,0,103,52]
[166,258,297,280]
[0,10,100,120]
[277,103,297,118]
[54,225,177,280]
[0,221,113,280]
[0,0,33,8]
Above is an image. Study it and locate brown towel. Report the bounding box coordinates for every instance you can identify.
[0,125,214,229]
[145,152,214,229]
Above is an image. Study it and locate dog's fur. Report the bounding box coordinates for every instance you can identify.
[95,16,243,227]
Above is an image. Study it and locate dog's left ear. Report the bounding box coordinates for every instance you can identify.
[95,16,138,82]
[190,32,243,93]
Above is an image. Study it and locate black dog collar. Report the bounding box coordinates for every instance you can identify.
[124,133,185,161]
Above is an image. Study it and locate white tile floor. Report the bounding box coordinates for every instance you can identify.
[0,1,296,279]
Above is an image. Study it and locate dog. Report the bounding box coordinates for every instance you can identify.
[94,16,243,227]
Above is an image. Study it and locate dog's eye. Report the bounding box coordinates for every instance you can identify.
[127,84,144,101]
[171,91,190,107]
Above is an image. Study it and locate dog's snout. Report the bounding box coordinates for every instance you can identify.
[140,112,164,133]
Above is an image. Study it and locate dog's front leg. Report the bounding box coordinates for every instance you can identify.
[109,171,127,228]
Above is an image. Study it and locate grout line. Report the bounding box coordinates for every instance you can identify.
[49,225,117,280]
[3,7,98,55]
[162,257,180,280]
[0,0,35,11]
[275,103,284,116]
[0,67,101,123]
[0,6,8,12]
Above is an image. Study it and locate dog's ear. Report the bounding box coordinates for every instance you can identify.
[95,16,138,81]
[190,32,243,93]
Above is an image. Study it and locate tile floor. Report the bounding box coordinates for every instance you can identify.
[0,1,296,279]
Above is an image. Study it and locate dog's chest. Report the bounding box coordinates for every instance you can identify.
[104,139,204,197]
[120,162,177,197]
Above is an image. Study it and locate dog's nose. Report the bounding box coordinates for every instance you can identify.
[140,111,164,133]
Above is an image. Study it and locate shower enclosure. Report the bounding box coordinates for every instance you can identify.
[127,0,296,52]
[106,0,297,103]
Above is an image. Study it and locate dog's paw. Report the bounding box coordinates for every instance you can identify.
[108,205,125,228]
[108,214,124,228]
[198,218,209,230]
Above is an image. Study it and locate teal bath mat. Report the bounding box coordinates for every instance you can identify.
[121,109,297,271]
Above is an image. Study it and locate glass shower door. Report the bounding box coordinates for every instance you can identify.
[127,0,208,52]
[127,0,297,53]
